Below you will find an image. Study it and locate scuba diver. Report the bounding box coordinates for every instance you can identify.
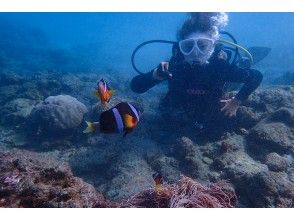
[130,13,266,138]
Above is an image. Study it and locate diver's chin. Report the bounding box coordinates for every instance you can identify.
[186,59,208,66]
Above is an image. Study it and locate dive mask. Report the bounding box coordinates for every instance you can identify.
[179,37,215,64]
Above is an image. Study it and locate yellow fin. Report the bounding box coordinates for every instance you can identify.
[124,114,136,129]
[83,121,95,133]
[109,90,116,96]
[92,90,100,98]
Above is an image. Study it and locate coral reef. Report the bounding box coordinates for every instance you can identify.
[104,152,154,201]
[0,69,293,208]
[28,95,88,137]
[264,153,290,172]
[249,107,294,155]
[172,137,209,181]
[0,98,37,126]
[0,148,236,208]
[0,149,110,208]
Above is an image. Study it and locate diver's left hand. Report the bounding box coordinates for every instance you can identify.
[220,97,241,117]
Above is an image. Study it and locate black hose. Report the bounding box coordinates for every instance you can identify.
[219,31,240,64]
[131,40,176,75]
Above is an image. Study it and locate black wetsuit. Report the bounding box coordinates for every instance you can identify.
[131,45,263,134]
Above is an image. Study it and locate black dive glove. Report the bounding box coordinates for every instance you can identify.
[152,62,173,80]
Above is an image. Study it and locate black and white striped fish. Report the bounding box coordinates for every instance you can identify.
[83,102,143,137]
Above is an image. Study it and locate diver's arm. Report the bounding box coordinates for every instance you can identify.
[131,70,162,94]
[235,68,263,101]
[131,62,171,94]
[223,65,263,101]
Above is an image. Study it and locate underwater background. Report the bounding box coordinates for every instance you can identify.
[1,13,294,74]
[0,12,294,208]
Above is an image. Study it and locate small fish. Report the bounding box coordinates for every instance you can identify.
[152,172,163,190]
[93,78,115,106]
[83,102,142,137]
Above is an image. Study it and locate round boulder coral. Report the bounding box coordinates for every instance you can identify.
[28,95,88,137]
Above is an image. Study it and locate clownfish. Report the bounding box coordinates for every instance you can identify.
[83,102,142,137]
[152,172,163,191]
[93,78,115,106]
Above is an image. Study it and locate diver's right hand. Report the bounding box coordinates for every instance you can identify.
[152,62,172,80]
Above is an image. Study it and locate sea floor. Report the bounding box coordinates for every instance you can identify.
[0,70,294,207]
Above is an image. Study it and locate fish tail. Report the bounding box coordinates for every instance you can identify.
[83,121,98,133]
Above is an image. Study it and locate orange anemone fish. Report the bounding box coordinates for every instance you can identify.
[83,102,142,137]
[94,78,114,105]
[152,172,163,190]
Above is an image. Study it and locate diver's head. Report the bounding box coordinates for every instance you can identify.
[179,32,216,65]
[177,12,228,65]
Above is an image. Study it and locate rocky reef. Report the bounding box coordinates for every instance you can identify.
[0,70,294,208]
[0,149,111,208]
[0,148,236,208]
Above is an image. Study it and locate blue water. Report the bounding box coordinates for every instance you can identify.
[1,12,294,75]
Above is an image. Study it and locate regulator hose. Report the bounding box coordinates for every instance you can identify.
[131,40,176,75]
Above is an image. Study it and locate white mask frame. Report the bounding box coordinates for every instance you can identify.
[179,37,215,56]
